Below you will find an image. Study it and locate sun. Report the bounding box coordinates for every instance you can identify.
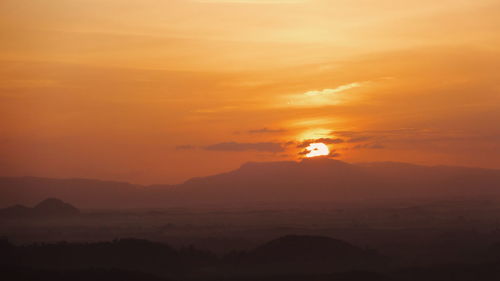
[305,142,330,158]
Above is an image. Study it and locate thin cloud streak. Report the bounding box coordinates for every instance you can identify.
[280,82,365,108]
[204,142,285,152]
[248,128,287,134]
[304,82,363,96]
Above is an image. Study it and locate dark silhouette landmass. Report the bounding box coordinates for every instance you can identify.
[2,159,500,280]
[1,236,500,281]
[1,159,500,208]
[0,266,169,281]
[0,235,379,275]
[0,198,80,218]
[0,177,144,208]
[224,235,386,274]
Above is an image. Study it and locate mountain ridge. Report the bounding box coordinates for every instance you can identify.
[1,159,500,208]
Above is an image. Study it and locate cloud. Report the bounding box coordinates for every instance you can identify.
[298,148,341,158]
[333,128,417,138]
[329,151,341,158]
[281,82,365,108]
[204,142,284,152]
[303,82,363,96]
[175,145,196,150]
[332,131,359,137]
[346,136,373,143]
[297,138,344,148]
[248,127,287,134]
[333,128,418,145]
[352,143,385,149]
[298,149,310,155]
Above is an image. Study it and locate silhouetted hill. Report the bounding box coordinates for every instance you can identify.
[166,158,500,205]
[172,159,380,204]
[1,159,500,208]
[227,235,386,274]
[0,177,149,208]
[250,235,376,262]
[2,237,500,280]
[33,198,80,216]
[0,198,79,218]
[0,236,384,277]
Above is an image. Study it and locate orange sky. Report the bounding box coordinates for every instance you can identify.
[1,0,500,184]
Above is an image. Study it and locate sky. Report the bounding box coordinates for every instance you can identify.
[1,0,500,184]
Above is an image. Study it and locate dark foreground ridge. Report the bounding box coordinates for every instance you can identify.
[0,235,382,276]
[2,235,500,281]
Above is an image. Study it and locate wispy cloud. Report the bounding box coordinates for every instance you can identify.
[298,148,341,158]
[297,138,344,148]
[281,82,365,108]
[204,142,285,152]
[248,127,287,134]
[303,82,363,96]
[352,143,385,149]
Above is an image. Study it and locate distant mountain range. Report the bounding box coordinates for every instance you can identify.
[1,159,500,208]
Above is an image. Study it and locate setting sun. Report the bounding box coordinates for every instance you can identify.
[305,143,330,158]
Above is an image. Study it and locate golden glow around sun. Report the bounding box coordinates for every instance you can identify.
[305,143,330,158]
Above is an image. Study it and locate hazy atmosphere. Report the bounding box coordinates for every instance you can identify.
[2,0,500,184]
[2,1,500,281]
